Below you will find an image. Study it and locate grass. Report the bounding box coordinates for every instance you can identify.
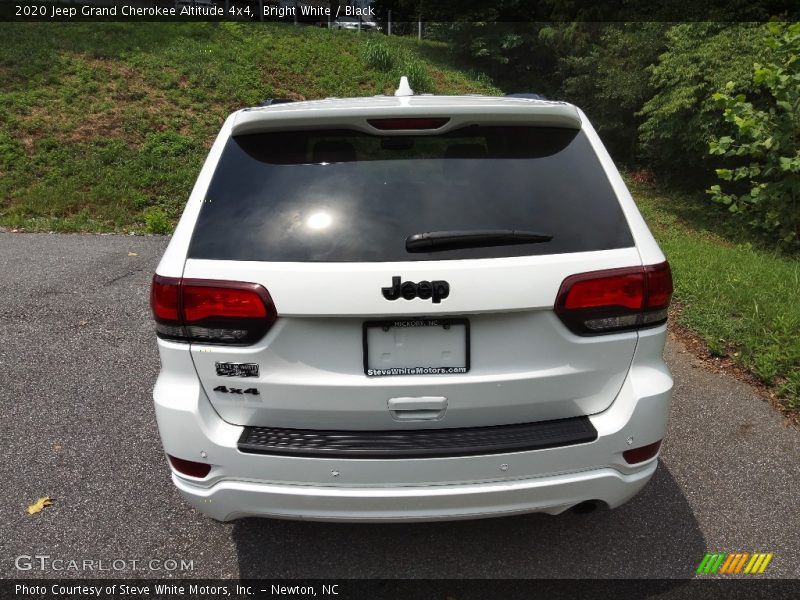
[0,22,499,233]
[629,178,800,414]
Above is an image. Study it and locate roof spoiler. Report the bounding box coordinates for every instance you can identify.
[233,99,582,136]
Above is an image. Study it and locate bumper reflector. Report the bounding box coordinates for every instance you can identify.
[168,455,211,478]
[623,440,662,464]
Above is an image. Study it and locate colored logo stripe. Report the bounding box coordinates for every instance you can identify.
[744,553,773,574]
[719,553,748,573]
[697,553,726,574]
[697,552,773,574]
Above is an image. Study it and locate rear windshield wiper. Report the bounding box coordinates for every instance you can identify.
[406,229,553,253]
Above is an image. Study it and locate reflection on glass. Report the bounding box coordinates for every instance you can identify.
[306,210,333,230]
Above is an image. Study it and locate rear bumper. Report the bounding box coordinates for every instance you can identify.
[153,325,672,522]
[173,463,656,522]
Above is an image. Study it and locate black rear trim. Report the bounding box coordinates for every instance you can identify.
[237,417,597,459]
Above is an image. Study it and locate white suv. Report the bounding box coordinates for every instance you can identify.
[151,80,673,522]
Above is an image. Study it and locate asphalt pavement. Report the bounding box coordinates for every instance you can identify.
[1,232,798,579]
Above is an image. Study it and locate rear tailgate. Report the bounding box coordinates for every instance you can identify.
[176,100,643,430]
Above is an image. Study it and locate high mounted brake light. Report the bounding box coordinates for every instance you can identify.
[367,117,450,131]
[555,262,672,335]
[150,275,277,345]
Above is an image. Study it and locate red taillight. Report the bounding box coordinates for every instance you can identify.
[562,271,644,311]
[150,275,276,345]
[167,455,212,478]
[182,282,269,322]
[623,440,662,464]
[367,117,450,130]
[151,276,180,321]
[555,261,672,335]
[645,262,673,310]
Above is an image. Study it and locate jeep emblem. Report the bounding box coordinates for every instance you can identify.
[381,276,450,304]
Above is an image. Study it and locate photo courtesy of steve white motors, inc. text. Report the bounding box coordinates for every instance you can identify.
[14,583,339,597]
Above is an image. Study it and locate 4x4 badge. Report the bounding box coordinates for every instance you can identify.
[382,276,450,304]
[213,386,259,395]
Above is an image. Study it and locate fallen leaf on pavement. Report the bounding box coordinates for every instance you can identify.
[27,497,54,515]
[127,252,138,256]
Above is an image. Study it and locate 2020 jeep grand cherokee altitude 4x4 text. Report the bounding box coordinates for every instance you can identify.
[151,81,673,522]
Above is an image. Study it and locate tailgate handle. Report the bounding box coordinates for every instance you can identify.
[387,397,447,421]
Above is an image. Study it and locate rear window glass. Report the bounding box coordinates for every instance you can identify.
[188,126,634,262]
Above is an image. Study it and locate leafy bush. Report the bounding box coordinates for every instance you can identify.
[364,38,396,72]
[443,22,566,97]
[707,22,800,249]
[637,23,768,183]
[143,207,171,234]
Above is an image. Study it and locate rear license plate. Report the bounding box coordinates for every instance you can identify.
[363,318,470,377]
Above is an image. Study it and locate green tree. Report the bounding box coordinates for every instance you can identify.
[707,22,800,249]
[638,23,768,184]
[560,23,668,162]
[441,22,603,99]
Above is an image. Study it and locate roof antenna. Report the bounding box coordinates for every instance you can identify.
[394,76,414,97]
